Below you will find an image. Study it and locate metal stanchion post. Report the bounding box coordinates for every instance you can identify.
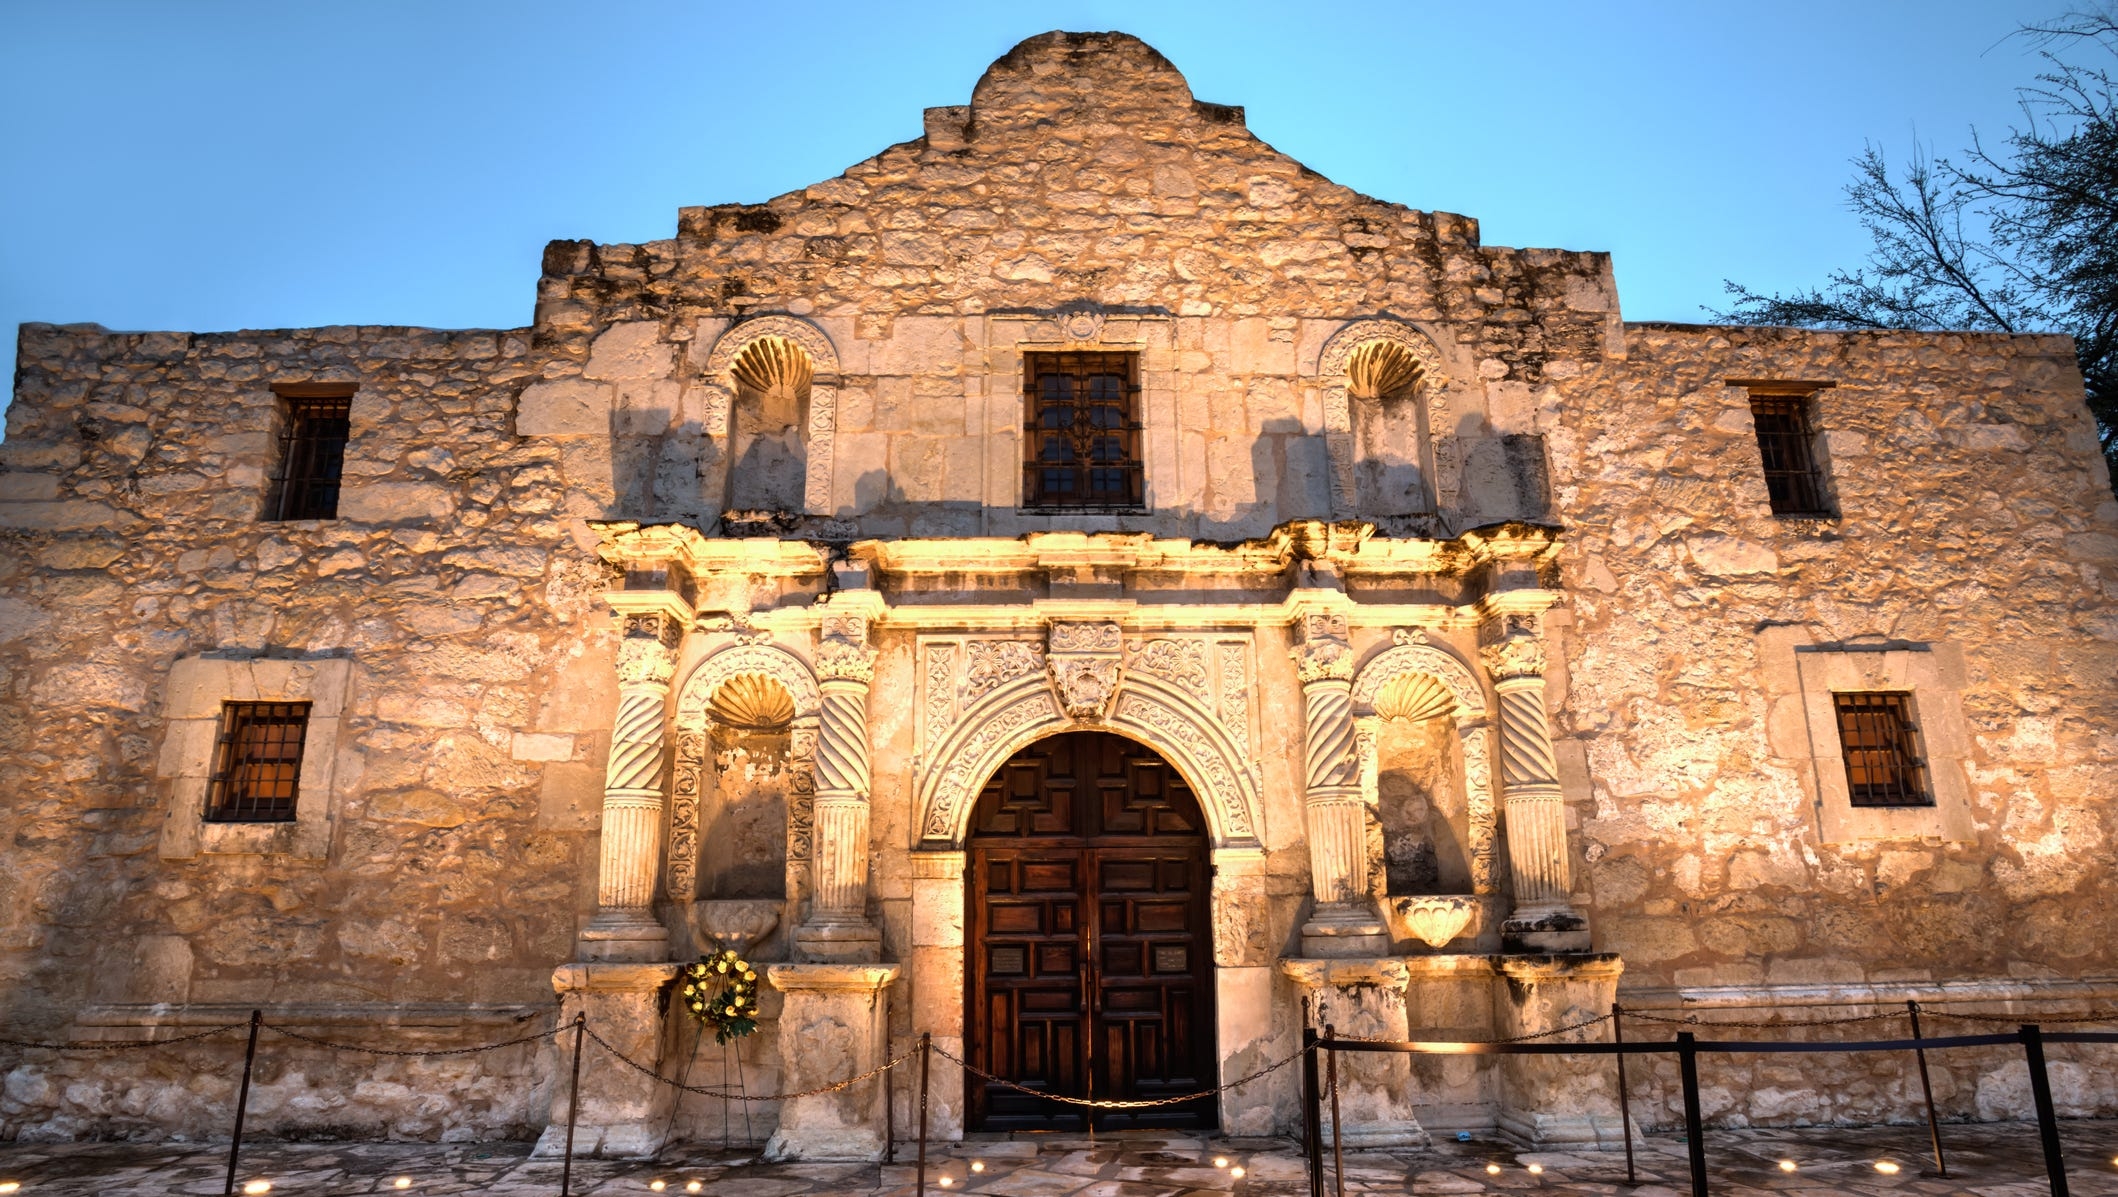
[2021,1024,2071,1197]
[1324,1024,1345,1197]
[222,1009,262,1197]
[1612,1002,1636,1184]
[561,1012,585,1197]
[1302,1026,1322,1197]
[1906,1000,1947,1177]
[916,1031,931,1197]
[1677,1031,1708,1197]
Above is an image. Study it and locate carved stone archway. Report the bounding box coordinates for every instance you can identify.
[700,315,842,515]
[915,669,1262,851]
[1312,319,1454,518]
[1349,633,1501,897]
[669,642,822,902]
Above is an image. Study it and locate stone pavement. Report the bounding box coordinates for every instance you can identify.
[0,1123,2115,1195]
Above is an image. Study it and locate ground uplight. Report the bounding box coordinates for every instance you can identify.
[1874,1160,1901,1175]
[243,1184,273,1196]
[1485,1163,1502,1175]
[1778,1160,1798,1172]
[1213,1157,1228,1167]
[688,1182,705,1193]
[649,1182,667,1192]
[1527,1163,1544,1174]
[971,1161,985,1172]
[0,1183,21,1194]
[939,1178,953,1188]
[1230,1166,1246,1179]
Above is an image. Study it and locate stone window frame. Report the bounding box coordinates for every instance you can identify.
[1757,628,1975,844]
[156,656,355,861]
[264,381,358,522]
[988,308,1172,516]
[1728,379,1840,522]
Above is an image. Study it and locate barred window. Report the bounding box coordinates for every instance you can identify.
[267,385,354,521]
[1832,692,1932,808]
[1746,392,1831,517]
[1022,352,1143,509]
[205,701,312,822]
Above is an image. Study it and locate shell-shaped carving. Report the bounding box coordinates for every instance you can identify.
[1374,671,1457,724]
[1394,894,1476,949]
[1346,339,1424,400]
[730,335,813,400]
[708,672,797,731]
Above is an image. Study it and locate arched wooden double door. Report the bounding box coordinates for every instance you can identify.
[966,731,1217,1130]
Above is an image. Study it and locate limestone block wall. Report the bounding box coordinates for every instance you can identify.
[0,322,616,1138]
[522,31,1615,541]
[1543,323,2118,1124]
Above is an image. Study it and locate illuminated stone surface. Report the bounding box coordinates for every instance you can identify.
[0,29,2113,1154]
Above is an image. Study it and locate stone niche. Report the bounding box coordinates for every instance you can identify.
[727,336,811,513]
[1373,711,1472,897]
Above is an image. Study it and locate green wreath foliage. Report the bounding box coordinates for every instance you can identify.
[676,948,761,1043]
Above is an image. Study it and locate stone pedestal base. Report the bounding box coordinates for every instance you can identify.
[1502,905,1592,953]
[576,911,670,963]
[1494,953,1625,1145]
[533,962,677,1160]
[792,919,884,964]
[1279,958,1429,1149]
[1299,901,1390,958]
[764,963,900,1161]
[1399,953,1502,1136]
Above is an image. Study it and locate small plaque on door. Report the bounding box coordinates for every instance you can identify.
[989,946,1026,975]
[1153,945,1188,973]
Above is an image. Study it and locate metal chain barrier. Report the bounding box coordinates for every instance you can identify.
[1923,1008,2118,1025]
[0,1021,249,1051]
[931,1036,1316,1110]
[1623,1009,1905,1029]
[579,1021,917,1101]
[262,1022,561,1057]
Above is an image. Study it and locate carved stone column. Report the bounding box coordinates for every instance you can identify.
[1293,609,1388,956]
[796,600,884,963]
[1481,613,1590,952]
[580,608,682,962]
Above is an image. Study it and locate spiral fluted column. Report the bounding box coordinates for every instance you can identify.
[1293,608,1388,956]
[582,610,681,961]
[1481,613,1588,949]
[796,603,885,963]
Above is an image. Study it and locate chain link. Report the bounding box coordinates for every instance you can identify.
[580,1022,916,1101]
[1622,1009,1905,1029]
[263,1023,560,1057]
[0,1022,249,1052]
[932,1038,1316,1110]
[1921,1009,2118,1025]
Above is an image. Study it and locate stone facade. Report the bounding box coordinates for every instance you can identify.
[1,31,2114,1153]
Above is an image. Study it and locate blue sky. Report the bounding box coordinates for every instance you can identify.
[0,1,2065,415]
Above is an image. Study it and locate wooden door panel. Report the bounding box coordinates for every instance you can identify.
[968,732,1215,1131]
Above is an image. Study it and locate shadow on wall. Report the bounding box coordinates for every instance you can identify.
[597,409,1551,540]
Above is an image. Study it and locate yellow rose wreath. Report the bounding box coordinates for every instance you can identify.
[676,948,761,1043]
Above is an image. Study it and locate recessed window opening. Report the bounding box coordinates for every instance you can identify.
[1746,390,1831,517]
[1023,351,1143,510]
[1832,691,1932,808]
[205,701,312,823]
[267,386,354,521]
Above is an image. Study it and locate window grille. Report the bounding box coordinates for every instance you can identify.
[1022,352,1143,509]
[1747,394,1831,517]
[205,701,311,822]
[1832,692,1932,807]
[267,391,353,520]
